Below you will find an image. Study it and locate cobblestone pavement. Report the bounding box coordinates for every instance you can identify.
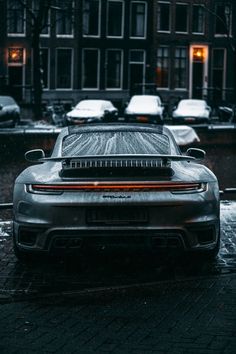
[0,201,236,353]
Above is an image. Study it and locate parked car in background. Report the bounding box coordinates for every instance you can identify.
[172,99,211,124]
[65,99,118,125]
[124,95,165,124]
[0,95,20,127]
[13,123,220,261]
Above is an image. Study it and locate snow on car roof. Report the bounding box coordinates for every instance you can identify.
[0,95,16,105]
[179,99,206,107]
[76,100,111,109]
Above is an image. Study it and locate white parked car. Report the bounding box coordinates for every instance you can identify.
[124,95,165,124]
[66,99,118,125]
[0,95,20,127]
[172,99,211,124]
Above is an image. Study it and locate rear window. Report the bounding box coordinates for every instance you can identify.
[62,131,171,156]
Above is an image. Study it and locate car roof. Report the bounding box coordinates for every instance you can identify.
[129,95,161,101]
[179,99,206,105]
[0,95,16,104]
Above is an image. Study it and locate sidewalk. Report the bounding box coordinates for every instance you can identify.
[0,201,236,353]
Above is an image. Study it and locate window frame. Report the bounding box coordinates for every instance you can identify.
[174,47,188,90]
[82,48,100,90]
[105,49,123,90]
[130,1,147,39]
[56,1,74,38]
[156,46,170,89]
[175,3,189,34]
[7,0,26,37]
[157,1,171,33]
[106,0,125,38]
[192,4,205,35]
[214,3,232,37]
[83,0,101,38]
[55,48,73,90]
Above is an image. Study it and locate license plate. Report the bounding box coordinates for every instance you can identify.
[137,116,149,122]
[185,117,195,122]
[86,207,148,225]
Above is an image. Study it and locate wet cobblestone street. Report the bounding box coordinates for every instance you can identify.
[0,201,235,301]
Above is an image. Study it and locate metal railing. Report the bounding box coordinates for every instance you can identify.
[0,203,13,210]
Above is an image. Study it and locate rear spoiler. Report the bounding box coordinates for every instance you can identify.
[39,154,196,163]
[25,149,198,163]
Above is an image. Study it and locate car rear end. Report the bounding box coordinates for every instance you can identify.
[13,126,220,257]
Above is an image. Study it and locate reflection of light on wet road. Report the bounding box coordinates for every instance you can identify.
[0,202,236,298]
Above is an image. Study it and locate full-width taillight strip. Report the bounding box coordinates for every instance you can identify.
[30,182,203,192]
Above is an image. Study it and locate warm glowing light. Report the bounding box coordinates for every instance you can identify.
[8,48,23,64]
[192,48,205,62]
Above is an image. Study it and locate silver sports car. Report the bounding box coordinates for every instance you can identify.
[13,124,220,261]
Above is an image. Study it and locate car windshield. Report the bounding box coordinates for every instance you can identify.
[0,96,15,105]
[62,131,171,156]
[76,100,103,110]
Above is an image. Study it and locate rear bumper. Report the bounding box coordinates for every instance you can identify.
[13,219,220,255]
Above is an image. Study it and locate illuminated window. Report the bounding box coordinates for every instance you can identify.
[8,48,24,64]
[192,48,205,63]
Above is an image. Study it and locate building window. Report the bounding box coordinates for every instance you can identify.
[130,1,147,38]
[8,48,24,64]
[33,0,50,36]
[82,49,99,89]
[41,48,49,89]
[215,4,231,35]
[106,50,122,89]
[175,4,188,33]
[156,47,169,88]
[192,5,204,34]
[174,47,187,89]
[212,48,225,100]
[56,49,73,89]
[7,0,25,35]
[129,50,146,94]
[83,0,100,37]
[56,1,73,36]
[107,1,124,37]
[157,2,170,32]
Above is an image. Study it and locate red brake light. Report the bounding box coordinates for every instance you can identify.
[29,182,205,193]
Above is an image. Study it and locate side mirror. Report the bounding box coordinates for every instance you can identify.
[25,149,45,162]
[0,104,3,110]
[186,148,205,160]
